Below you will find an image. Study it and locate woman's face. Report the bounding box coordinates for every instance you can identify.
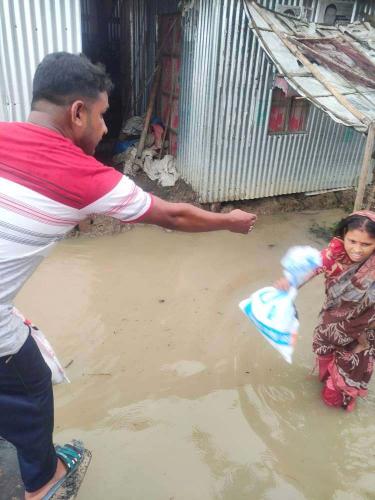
[344,229,375,263]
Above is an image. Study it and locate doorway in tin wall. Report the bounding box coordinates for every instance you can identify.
[156,14,182,157]
[80,0,122,142]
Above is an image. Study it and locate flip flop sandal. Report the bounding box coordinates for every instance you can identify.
[42,443,83,500]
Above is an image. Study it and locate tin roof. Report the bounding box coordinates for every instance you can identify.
[244,1,375,132]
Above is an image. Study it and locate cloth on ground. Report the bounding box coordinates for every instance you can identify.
[143,154,180,187]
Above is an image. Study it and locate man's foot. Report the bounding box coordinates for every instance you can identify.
[25,458,67,499]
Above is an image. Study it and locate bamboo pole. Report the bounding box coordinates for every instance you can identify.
[366,181,375,210]
[354,122,375,210]
[159,24,178,159]
[136,64,161,159]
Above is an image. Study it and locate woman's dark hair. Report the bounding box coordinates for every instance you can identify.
[334,215,375,239]
[31,52,113,108]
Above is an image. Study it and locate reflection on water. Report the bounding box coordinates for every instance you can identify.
[15,210,375,499]
[162,360,207,377]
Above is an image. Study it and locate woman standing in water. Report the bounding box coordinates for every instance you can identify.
[276,211,375,411]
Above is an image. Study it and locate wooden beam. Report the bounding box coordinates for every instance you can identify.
[354,122,375,210]
[293,39,375,89]
[136,65,161,159]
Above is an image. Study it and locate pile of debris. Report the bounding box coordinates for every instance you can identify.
[112,115,180,187]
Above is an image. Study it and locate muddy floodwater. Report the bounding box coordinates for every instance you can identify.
[15,209,375,500]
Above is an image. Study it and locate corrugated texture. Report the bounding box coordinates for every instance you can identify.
[177,0,367,202]
[108,0,121,43]
[358,0,375,18]
[0,0,82,122]
[245,2,375,133]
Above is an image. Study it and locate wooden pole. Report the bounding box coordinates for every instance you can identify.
[366,181,375,210]
[159,24,177,159]
[136,64,161,159]
[354,122,375,211]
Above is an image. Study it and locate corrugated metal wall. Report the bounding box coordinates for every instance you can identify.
[0,0,372,202]
[0,0,82,122]
[358,0,375,17]
[177,0,366,202]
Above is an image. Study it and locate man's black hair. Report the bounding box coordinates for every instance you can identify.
[31,52,113,108]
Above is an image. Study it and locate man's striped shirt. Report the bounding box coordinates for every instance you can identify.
[0,122,152,356]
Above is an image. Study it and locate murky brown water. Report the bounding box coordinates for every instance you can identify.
[15,209,375,500]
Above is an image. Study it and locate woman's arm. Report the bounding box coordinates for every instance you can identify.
[274,269,318,291]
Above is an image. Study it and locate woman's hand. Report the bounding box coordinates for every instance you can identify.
[273,276,290,291]
[353,332,369,354]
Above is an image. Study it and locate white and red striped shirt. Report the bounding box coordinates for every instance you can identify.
[0,122,152,356]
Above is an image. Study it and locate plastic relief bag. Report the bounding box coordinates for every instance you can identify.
[13,307,70,384]
[30,327,70,384]
[281,246,322,288]
[239,246,322,364]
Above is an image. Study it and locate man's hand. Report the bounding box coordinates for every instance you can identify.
[227,209,257,234]
[141,196,258,234]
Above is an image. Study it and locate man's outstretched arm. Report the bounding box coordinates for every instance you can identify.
[141,196,257,234]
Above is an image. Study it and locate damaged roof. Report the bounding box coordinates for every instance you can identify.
[244,1,375,132]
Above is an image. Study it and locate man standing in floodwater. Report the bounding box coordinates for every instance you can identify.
[0,52,257,499]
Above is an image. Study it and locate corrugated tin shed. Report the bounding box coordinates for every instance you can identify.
[176,0,371,203]
[244,1,375,132]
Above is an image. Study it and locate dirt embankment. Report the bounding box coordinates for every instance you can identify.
[71,170,368,239]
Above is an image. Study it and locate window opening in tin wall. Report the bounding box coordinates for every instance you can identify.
[268,84,310,134]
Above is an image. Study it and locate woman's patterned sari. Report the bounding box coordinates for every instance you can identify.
[312,211,375,411]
